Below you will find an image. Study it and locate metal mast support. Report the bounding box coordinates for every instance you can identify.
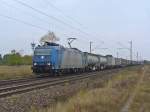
[31,42,36,51]
[129,41,133,64]
[31,42,36,56]
[117,52,119,59]
[90,41,92,53]
[137,52,139,63]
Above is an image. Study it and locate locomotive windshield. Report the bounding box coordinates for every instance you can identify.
[34,49,51,55]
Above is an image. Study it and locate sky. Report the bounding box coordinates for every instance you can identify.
[0,0,150,60]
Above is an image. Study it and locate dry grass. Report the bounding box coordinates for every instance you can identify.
[129,66,150,112]
[0,65,33,80]
[37,66,145,112]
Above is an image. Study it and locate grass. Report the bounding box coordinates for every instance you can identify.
[34,66,148,112]
[54,68,140,112]
[0,65,33,80]
[129,66,150,112]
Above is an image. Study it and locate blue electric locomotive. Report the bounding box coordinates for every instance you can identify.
[32,42,85,74]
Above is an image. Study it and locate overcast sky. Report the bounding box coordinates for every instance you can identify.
[0,0,150,60]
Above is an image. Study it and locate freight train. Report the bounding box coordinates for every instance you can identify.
[32,42,138,75]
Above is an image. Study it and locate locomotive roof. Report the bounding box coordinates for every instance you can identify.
[45,42,60,46]
[36,42,64,49]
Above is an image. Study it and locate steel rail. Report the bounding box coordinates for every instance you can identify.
[0,69,117,98]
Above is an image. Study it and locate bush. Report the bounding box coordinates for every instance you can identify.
[1,53,32,65]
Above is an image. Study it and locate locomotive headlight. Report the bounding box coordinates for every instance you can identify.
[47,63,51,66]
[34,63,37,66]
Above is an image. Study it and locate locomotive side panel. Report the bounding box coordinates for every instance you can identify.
[60,48,84,69]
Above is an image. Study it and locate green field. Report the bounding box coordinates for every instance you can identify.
[0,65,33,80]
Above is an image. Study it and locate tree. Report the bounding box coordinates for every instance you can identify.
[11,50,16,54]
[3,53,22,65]
[22,55,32,65]
[0,54,2,64]
[2,50,32,65]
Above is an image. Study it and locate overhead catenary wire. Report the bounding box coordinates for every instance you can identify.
[43,0,104,43]
[1,0,53,28]
[1,0,71,32]
[0,1,90,47]
[0,0,87,43]
[117,42,129,49]
[0,0,103,46]
[12,0,105,45]
[12,0,94,38]
[43,0,84,26]
[0,14,49,31]
[10,0,88,44]
[1,0,105,51]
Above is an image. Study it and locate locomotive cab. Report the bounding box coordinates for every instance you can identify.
[32,42,61,73]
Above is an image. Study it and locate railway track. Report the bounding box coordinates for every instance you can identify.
[0,68,122,98]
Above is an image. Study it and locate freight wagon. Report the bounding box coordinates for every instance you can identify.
[105,55,116,68]
[115,58,122,68]
[84,52,100,71]
[99,55,107,69]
